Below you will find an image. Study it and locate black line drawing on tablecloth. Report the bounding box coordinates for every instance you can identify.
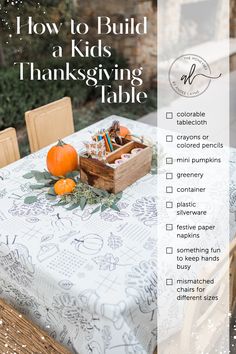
[37,243,59,262]
[41,234,54,243]
[59,231,79,243]
[0,189,6,199]
[143,238,156,251]
[107,233,123,250]
[58,280,74,291]
[0,280,37,309]
[101,301,126,330]
[9,195,55,217]
[52,293,99,340]
[48,250,87,277]
[26,217,40,223]
[51,213,73,231]
[93,253,120,271]
[72,234,103,256]
[78,289,126,331]
[0,211,7,221]
[95,273,121,297]
[117,223,151,244]
[20,182,33,193]
[20,224,45,241]
[73,207,93,221]
[0,170,10,180]
[230,183,236,215]
[87,341,103,354]
[126,259,157,315]
[101,326,112,350]
[107,329,145,354]
[100,202,130,222]
[122,330,146,354]
[132,196,157,227]
[0,236,35,287]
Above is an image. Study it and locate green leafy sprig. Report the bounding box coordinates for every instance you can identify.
[151,145,158,175]
[22,170,122,214]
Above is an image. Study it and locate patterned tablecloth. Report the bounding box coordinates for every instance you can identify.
[0,116,157,354]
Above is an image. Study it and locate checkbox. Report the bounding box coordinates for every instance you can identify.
[166,157,173,165]
[166,247,173,254]
[166,278,173,286]
[166,135,173,142]
[166,201,173,208]
[166,224,173,231]
[166,186,173,193]
[166,173,173,180]
[166,112,173,119]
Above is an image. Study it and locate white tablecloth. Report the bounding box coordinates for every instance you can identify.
[0,116,157,354]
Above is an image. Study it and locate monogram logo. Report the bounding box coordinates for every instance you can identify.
[169,54,222,98]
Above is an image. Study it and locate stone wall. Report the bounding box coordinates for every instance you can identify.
[77,0,157,88]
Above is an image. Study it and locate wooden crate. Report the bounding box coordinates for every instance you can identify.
[80,140,152,194]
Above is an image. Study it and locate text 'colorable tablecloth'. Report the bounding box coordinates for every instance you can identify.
[0,116,157,354]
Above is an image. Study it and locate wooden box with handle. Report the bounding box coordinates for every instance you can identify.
[79,139,153,194]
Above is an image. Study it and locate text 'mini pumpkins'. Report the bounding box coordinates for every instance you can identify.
[47,140,78,177]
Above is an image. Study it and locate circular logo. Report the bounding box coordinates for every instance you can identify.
[168,54,219,98]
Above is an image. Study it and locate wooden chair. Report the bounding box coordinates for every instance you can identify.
[0,128,20,168]
[156,237,236,354]
[0,298,71,353]
[25,97,74,153]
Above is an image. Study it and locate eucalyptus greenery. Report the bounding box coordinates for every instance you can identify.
[23,170,122,214]
[151,145,158,175]
[22,144,157,213]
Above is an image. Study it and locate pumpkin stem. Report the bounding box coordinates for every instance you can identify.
[56,213,61,219]
[57,139,66,147]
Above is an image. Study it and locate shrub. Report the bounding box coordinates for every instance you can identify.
[0,52,127,130]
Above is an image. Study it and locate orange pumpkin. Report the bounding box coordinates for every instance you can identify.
[54,178,76,195]
[47,140,78,177]
[119,126,131,138]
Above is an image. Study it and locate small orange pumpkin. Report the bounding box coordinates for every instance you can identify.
[47,140,78,177]
[119,126,131,138]
[54,178,76,195]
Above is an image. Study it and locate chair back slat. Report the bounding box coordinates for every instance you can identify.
[25,97,74,153]
[0,128,20,168]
